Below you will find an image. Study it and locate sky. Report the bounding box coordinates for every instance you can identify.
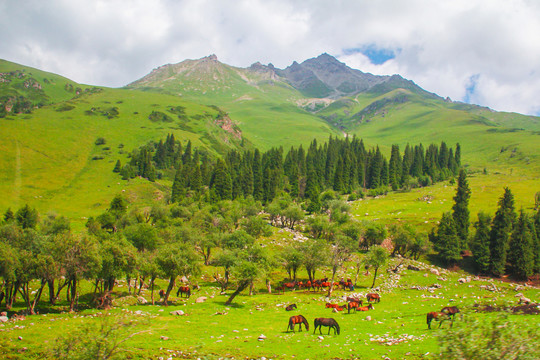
[1,0,539,116]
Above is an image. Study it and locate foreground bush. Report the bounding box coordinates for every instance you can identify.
[437,313,540,359]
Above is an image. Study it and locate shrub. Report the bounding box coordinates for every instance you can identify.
[95,137,106,145]
[437,313,540,359]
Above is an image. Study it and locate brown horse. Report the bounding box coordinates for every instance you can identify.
[287,315,309,332]
[313,318,340,335]
[325,303,339,309]
[346,297,362,305]
[427,311,451,329]
[285,304,297,311]
[347,301,361,314]
[176,285,191,298]
[366,293,380,303]
[357,303,374,311]
[441,306,460,319]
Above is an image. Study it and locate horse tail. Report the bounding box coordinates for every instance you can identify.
[303,315,309,331]
[335,321,340,335]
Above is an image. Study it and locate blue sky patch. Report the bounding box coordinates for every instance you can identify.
[464,74,480,104]
[344,45,397,65]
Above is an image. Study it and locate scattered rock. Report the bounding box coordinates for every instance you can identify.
[18,336,23,340]
[365,316,372,321]
[318,336,324,340]
[195,297,207,303]
[258,334,266,341]
[430,269,440,276]
[170,310,185,316]
[160,336,169,341]
[0,316,8,323]
[137,296,148,305]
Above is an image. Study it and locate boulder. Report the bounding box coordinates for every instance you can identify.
[430,268,440,276]
[170,310,185,316]
[137,296,148,305]
[0,316,8,323]
[195,296,207,303]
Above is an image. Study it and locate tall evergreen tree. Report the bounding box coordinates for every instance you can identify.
[534,208,540,273]
[252,149,263,201]
[435,212,461,265]
[388,144,402,190]
[471,212,491,274]
[489,187,516,276]
[454,143,461,167]
[171,165,185,203]
[507,210,534,280]
[211,159,232,201]
[452,169,471,248]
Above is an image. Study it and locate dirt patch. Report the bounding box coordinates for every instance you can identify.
[473,303,540,315]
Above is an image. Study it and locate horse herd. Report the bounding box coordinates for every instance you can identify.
[286,293,461,335]
[277,278,355,293]
[286,293,380,335]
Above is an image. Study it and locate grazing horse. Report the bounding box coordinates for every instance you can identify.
[441,306,460,319]
[282,282,296,291]
[159,289,165,298]
[357,303,374,311]
[325,303,339,309]
[427,311,451,329]
[176,285,191,298]
[366,293,380,303]
[285,304,297,311]
[287,315,309,332]
[313,318,340,335]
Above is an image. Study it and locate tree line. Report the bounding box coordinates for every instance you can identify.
[115,134,462,208]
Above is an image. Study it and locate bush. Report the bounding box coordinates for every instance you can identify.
[95,137,106,145]
[437,313,540,359]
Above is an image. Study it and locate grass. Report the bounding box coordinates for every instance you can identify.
[2,255,539,359]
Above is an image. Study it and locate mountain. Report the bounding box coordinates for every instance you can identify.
[1,55,539,220]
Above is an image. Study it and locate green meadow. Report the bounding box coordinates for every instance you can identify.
[1,255,539,359]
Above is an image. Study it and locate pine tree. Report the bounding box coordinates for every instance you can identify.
[211,159,232,201]
[454,143,461,167]
[388,144,402,190]
[452,169,471,248]
[489,187,516,276]
[113,160,122,173]
[171,166,186,203]
[471,212,491,274]
[3,208,14,222]
[534,208,540,273]
[252,149,263,201]
[507,210,534,280]
[435,212,461,265]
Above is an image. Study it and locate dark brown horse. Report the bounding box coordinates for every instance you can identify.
[441,306,460,319]
[176,285,191,298]
[285,303,297,311]
[287,315,309,332]
[325,302,339,309]
[366,293,380,303]
[427,311,451,329]
[313,318,340,335]
[346,297,362,305]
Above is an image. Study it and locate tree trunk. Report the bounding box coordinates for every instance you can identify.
[150,276,156,305]
[29,279,46,314]
[327,269,337,297]
[225,280,250,305]
[69,278,77,312]
[127,276,132,295]
[266,279,272,294]
[371,267,379,288]
[249,281,254,296]
[137,276,146,296]
[163,276,175,306]
[47,279,56,305]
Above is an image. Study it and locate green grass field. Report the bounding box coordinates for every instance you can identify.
[1,254,538,359]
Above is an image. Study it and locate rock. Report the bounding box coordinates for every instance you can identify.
[18,336,23,340]
[423,273,428,277]
[160,336,169,341]
[430,269,440,276]
[170,310,185,316]
[0,316,8,323]
[195,296,207,303]
[137,296,148,304]
[258,334,266,341]
[365,316,372,321]
[318,336,324,340]
[332,308,339,313]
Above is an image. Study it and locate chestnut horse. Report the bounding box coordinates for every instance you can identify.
[427,311,451,329]
[176,285,191,298]
[347,301,361,314]
[441,306,460,319]
[357,303,374,311]
[313,318,340,335]
[366,293,380,303]
[287,315,309,332]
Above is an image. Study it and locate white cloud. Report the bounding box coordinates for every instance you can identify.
[0,0,539,115]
